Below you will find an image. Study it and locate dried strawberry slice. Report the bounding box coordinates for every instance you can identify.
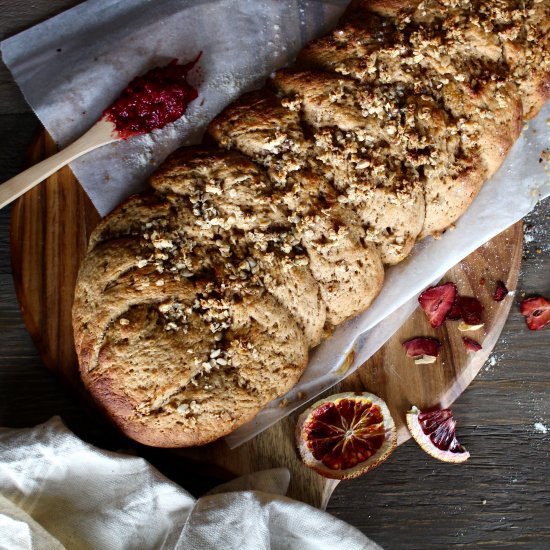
[520,296,550,331]
[462,337,482,352]
[446,298,462,321]
[403,337,441,358]
[458,296,483,325]
[493,281,509,302]
[418,282,457,328]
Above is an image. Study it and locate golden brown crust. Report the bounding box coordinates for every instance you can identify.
[74,245,310,448]
[343,0,549,120]
[208,90,308,161]
[78,288,308,447]
[75,0,548,447]
[88,193,172,251]
[297,0,540,237]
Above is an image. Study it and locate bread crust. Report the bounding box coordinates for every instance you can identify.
[78,288,308,447]
[74,0,548,447]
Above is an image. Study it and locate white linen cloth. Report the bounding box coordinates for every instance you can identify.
[0,417,380,550]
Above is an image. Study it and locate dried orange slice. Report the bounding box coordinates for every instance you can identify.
[296,392,397,480]
[406,406,470,463]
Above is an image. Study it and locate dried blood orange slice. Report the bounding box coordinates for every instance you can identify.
[296,392,397,479]
[406,406,470,463]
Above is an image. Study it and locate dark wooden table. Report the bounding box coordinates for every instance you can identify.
[1,2,549,548]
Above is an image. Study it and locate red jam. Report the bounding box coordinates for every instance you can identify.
[103,55,200,139]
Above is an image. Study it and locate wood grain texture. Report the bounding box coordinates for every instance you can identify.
[11,132,101,385]
[9,130,523,510]
[1,1,549,547]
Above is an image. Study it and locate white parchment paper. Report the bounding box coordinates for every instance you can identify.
[1,0,548,448]
[1,0,349,215]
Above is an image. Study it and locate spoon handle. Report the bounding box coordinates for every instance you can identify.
[0,119,118,210]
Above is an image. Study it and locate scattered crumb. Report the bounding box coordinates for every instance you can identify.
[522,204,549,264]
[484,354,500,372]
[534,422,548,434]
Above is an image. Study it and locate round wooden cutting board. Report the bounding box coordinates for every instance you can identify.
[11,132,523,509]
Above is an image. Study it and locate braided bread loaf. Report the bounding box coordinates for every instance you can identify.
[73,0,549,447]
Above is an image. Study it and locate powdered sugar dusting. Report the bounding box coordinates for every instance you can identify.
[483,352,508,373]
[534,422,548,434]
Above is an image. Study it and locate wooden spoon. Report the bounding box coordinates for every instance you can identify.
[0,118,118,210]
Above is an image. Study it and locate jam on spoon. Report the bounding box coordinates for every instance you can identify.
[103,54,200,139]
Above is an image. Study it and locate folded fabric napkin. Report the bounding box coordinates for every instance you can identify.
[0,417,380,549]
